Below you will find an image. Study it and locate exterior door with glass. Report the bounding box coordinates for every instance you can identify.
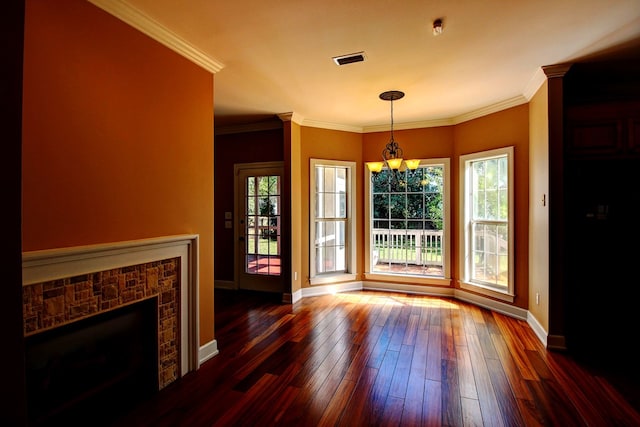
[235,163,284,293]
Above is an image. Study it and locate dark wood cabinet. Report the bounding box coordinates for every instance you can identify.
[561,58,640,375]
[566,101,640,158]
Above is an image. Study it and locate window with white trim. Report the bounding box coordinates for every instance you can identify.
[309,159,356,285]
[459,147,514,301]
[365,158,451,286]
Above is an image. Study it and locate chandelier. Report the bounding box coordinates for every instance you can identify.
[366,90,420,185]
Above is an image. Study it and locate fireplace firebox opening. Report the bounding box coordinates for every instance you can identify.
[25,297,158,425]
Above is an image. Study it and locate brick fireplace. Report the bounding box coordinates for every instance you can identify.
[22,235,199,422]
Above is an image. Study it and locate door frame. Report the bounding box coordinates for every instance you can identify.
[234,161,285,293]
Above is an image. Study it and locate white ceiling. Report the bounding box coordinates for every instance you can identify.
[94,0,640,131]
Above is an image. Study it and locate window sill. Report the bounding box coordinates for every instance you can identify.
[364,272,451,287]
[310,273,357,286]
[459,280,514,303]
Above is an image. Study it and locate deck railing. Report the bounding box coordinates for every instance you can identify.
[372,228,443,268]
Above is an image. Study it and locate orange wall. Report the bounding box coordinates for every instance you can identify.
[363,126,455,162]
[454,104,530,307]
[22,0,216,342]
[300,126,364,285]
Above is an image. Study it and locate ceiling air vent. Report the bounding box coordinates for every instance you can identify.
[332,51,366,66]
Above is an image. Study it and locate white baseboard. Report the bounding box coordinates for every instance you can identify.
[454,288,528,321]
[301,281,364,297]
[199,339,218,365]
[527,312,549,346]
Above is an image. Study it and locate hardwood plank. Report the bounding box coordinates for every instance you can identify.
[456,342,478,400]
[336,366,378,427]
[388,343,414,399]
[461,396,484,427]
[442,358,463,426]
[317,378,357,427]
[422,378,442,427]
[466,331,505,427]
[486,357,526,426]
[425,325,442,381]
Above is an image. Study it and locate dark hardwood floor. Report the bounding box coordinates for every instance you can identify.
[111,289,640,426]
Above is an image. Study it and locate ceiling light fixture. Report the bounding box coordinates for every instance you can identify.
[366,90,420,185]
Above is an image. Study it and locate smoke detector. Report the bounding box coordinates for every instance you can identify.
[433,18,443,36]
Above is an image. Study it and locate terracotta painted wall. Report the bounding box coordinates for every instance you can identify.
[363,126,455,163]
[454,104,530,308]
[300,126,364,287]
[22,0,215,343]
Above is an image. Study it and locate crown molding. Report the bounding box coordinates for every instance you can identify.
[542,63,573,79]
[364,117,454,133]
[301,119,364,133]
[216,93,535,135]
[88,0,224,73]
[522,67,548,101]
[452,95,529,125]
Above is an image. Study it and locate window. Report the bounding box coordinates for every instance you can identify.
[459,147,514,301]
[365,159,450,285]
[309,159,356,284]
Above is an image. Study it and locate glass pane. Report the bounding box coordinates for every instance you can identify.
[486,159,498,190]
[325,221,336,246]
[486,188,498,219]
[270,195,280,215]
[336,168,346,193]
[474,189,485,219]
[336,221,345,245]
[324,167,335,193]
[247,196,255,215]
[315,221,325,246]
[258,196,272,216]
[407,194,423,219]
[391,220,406,230]
[335,246,346,270]
[247,216,256,236]
[247,236,255,254]
[247,176,256,196]
[315,166,324,192]
[407,169,423,192]
[390,194,405,219]
[373,170,391,193]
[257,176,269,195]
[325,246,335,272]
[406,220,423,230]
[316,247,325,273]
[270,175,280,195]
[373,194,388,219]
[374,220,389,229]
[499,188,508,219]
[337,194,347,218]
[324,193,336,218]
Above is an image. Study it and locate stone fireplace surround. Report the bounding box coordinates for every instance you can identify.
[22,235,200,393]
